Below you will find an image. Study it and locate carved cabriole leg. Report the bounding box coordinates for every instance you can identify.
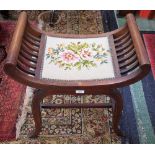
[108,88,123,136]
[29,89,47,138]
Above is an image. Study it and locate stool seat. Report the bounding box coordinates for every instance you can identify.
[41,36,115,80]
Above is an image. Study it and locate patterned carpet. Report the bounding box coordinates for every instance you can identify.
[7,10,104,34]
[39,10,104,34]
[14,94,120,144]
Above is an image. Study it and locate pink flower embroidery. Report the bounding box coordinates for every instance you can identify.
[61,51,79,63]
[81,50,92,59]
[46,42,109,70]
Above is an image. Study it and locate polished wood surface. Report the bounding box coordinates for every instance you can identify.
[4,12,150,138]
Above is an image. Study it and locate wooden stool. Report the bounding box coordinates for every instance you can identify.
[4,12,150,138]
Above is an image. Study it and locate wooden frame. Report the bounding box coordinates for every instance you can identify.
[4,12,150,138]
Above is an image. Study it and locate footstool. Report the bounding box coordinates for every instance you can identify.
[4,12,150,138]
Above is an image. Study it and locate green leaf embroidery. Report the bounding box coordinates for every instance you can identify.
[46,42,110,70]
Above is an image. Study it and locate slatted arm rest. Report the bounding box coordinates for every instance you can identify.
[4,11,42,87]
[5,12,27,66]
[126,14,150,68]
[112,14,150,82]
[4,12,29,84]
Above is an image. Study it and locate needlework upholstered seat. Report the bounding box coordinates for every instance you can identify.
[4,12,150,138]
[41,36,115,80]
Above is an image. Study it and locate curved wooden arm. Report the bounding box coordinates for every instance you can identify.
[126,13,150,66]
[6,11,27,65]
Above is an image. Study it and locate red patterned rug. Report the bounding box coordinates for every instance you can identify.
[143,33,155,79]
[0,21,26,141]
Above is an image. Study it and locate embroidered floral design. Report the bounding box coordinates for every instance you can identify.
[46,42,110,70]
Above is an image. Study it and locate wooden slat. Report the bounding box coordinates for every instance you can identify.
[114,31,129,42]
[115,39,133,52]
[24,35,40,46]
[21,44,38,57]
[118,49,135,62]
[119,54,138,68]
[115,34,131,47]
[17,60,35,75]
[22,39,39,52]
[25,31,41,42]
[20,50,37,63]
[113,25,129,39]
[18,54,36,69]
[117,44,134,57]
[120,61,139,75]
[41,103,112,109]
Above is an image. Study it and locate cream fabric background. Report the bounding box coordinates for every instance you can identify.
[41,36,115,80]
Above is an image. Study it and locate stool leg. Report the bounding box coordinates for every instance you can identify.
[110,89,123,136]
[29,89,45,138]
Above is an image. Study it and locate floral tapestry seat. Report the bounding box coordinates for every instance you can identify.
[41,36,115,80]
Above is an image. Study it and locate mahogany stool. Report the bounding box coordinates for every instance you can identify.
[4,12,150,138]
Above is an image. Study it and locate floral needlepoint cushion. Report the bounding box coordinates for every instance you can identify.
[41,36,115,80]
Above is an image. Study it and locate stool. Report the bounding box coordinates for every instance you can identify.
[4,12,150,138]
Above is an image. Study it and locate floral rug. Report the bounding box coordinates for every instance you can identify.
[0,11,121,143]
